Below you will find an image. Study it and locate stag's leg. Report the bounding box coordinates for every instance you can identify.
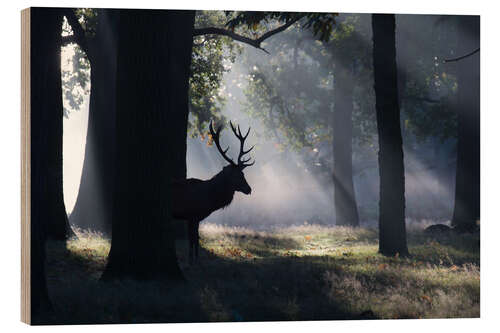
[187,220,196,264]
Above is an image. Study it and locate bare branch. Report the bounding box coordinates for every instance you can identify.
[443,48,479,63]
[193,15,304,54]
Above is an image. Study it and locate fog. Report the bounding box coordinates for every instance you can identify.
[63,13,462,230]
[184,13,458,229]
[62,43,89,214]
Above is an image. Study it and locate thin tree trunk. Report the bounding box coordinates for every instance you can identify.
[101,10,195,281]
[451,16,480,232]
[372,14,408,256]
[69,9,119,235]
[333,66,359,227]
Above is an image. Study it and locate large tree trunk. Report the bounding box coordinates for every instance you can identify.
[333,66,359,227]
[30,7,68,321]
[69,9,119,235]
[372,14,408,256]
[451,16,480,232]
[30,9,74,241]
[101,10,195,281]
[31,7,74,244]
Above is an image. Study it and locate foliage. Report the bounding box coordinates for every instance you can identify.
[59,9,242,131]
[225,11,339,43]
[238,14,376,179]
[61,15,90,118]
[188,11,242,137]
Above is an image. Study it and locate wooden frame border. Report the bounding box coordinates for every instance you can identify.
[21,7,31,325]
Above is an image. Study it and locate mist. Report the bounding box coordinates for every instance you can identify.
[62,13,464,230]
[183,13,458,230]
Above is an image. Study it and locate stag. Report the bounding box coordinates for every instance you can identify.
[172,121,255,263]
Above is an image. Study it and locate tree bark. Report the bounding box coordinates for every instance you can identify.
[69,9,119,235]
[101,10,195,281]
[31,7,74,244]
[333,66,360,226]
[31,9,74,241]
[30,7,68,321]
[372,14,408,256]
[451,16,480,232]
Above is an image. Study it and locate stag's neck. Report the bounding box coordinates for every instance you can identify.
[208,171,235,210]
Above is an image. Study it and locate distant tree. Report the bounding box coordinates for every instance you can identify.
[332,63,359,226]
[101,10,195,281]
[64,8,119,235]
[372,14,408,256]
[396,15,459,143]
[448,16,480,232]
[328,15,374,227]
[233,13,371,226]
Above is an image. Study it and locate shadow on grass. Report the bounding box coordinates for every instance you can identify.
[41,225,479,324]
[233,234,303,257]
[44,240,205,325]
[179,245,373,322]
[42,237,374,325]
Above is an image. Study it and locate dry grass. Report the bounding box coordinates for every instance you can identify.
[42,222,479,324]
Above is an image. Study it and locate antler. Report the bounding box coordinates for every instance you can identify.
[230,121,255,169]
[209,121,236,166]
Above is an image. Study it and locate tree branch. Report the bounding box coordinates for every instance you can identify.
[255,15,304,44]
[62,8,92,62]
[443,48,479,63]
[61,35,77,47]
[193,27,270,53]
[193,15,304,54]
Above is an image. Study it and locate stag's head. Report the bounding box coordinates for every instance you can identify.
[209,121,255,195]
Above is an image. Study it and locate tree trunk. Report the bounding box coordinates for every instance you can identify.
[333,66,360,226]
[69,9,119,235]
[451,16,480,232]
[101,10,195,281]
[30,7,68,321]
[372,14,408,256]
[31,7,74,244]
[32,9,74,241]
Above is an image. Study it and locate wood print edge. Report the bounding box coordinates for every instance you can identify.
[21,7,31,325]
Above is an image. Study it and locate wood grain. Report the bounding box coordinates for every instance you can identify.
[21,7,31,325]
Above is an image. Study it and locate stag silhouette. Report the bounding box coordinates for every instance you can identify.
[172,121,255,263]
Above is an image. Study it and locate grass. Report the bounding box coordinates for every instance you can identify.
[42,222,479,324]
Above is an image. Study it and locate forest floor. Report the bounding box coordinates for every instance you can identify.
[43,222,479,324]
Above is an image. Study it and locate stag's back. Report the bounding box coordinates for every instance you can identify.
[171,178,215,221]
